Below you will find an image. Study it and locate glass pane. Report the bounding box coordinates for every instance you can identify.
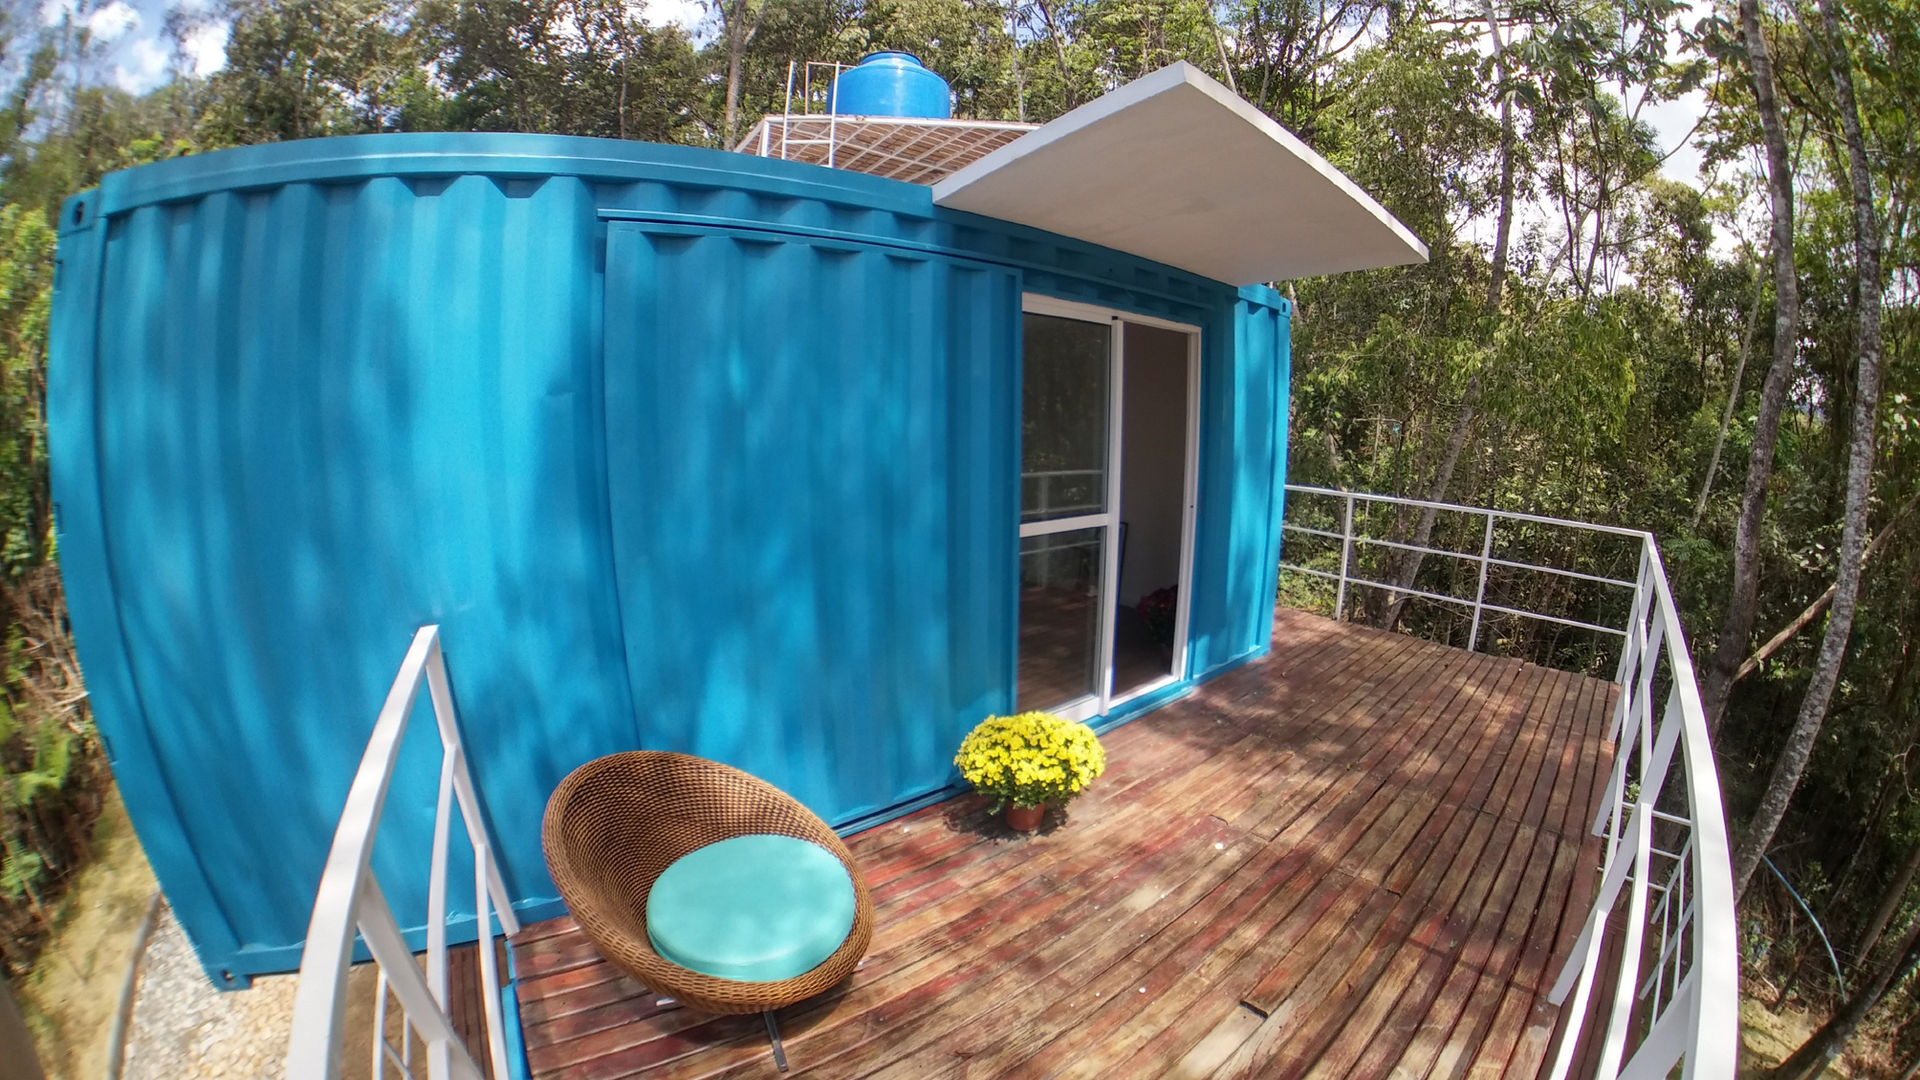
[1022,314,1111,523]
[1017,528,1105,711]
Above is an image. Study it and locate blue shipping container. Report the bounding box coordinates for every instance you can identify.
[50,134,1292,985]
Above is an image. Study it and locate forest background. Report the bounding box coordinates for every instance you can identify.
[0,0,1915,1073]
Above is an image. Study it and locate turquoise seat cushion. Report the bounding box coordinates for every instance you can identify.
[645,833,858,983]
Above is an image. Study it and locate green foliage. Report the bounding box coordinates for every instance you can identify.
[0,204,52,578]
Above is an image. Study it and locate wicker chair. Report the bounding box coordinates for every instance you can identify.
[542,751,874,1068]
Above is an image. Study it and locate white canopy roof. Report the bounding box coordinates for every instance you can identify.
[931,63,1429,286]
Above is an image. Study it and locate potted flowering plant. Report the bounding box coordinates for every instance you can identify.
[954,711,1107,832]
[1137,586,1178,650]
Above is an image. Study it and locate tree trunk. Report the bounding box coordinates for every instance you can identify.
[1374,387,1478,631]
[1698,0,1802,737]
[1033,0,1079,108]
[1371,0,1511,632]
[721,0,755,145]
[1771,915,1920,1079]
[1733,488,1920,684]
[1009,4,1027,122]
[1856,841,1920,968]
[1729,0,1884,904]
[1692,253,1768,530]
[1484,0,1515,314]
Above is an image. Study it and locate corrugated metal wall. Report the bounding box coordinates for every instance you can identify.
[602,223,1020,824]
[49,135,1291,984]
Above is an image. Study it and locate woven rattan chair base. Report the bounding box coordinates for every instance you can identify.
[542,751,875,1016]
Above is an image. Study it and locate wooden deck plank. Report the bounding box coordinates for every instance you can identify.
[1206,662,1572,1078]
[1411,669,1592,1080]
[511,609,1617,1080]
[1082,653,1543,1068]
[1326,674,1607,1080]
[668,817,1250,1080]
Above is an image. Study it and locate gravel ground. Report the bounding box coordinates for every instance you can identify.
[122,906,397,1080]
[123,907,296,1080]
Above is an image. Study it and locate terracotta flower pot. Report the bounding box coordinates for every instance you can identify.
[1006,803,1045,832]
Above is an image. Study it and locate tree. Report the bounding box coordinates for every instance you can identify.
[202,0,426,143]
[1698,0,1801,735]
[423,0,702,140]
[1771,913,1920,1078]
[1728,0,1885,903]
[0,206,52,575]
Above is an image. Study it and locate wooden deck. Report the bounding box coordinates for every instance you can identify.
[509,609,1616,1079]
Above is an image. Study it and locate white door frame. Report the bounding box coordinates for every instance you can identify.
[1018,294,1203,720]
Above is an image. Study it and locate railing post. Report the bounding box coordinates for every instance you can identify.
[1468,512,1494,652]
[780,62,796,160]
[1336,494,1354,620]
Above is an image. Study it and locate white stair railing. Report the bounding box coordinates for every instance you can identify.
[286,625,520,1080]
[1280,486,1738,1079]
[1543,538,1738,1080]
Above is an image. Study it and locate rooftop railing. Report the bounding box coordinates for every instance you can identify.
[286,625,519,1080]
[1281,485,1738,1080]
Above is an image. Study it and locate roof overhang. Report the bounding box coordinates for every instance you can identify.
[930,63,1429,286]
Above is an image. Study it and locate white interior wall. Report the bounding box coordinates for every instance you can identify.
[1118,323,1190,607]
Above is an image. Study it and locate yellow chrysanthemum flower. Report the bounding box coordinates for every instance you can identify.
[954,711,1107,811]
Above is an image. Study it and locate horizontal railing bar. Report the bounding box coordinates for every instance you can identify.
[1343,533,1486,561]
[1019,513,1108,538]
[1283,524,1639,590]
[1278,564,1629,637]
[1485,554,1638,589]
[1476,599,1628,637]
[1285,483,1653,540]
[379,1039,417,1080]
[357,877,485,1080]
[1640,899,1697,1001]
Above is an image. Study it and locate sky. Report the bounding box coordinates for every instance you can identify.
[52,0,1711,191]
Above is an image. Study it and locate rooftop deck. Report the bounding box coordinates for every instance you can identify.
[508,608,1616,1079]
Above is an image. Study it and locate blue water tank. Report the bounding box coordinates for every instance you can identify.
[830,52,952,119]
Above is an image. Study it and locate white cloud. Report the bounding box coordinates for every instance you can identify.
[87,0,141,42]
[181,19,229,77]
[112,35,168,93]
[1645,89,1708,188]
[644,0,705,33]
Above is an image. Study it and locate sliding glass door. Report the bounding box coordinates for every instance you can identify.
[1016,312,1115,719]
[1017,298,1199,721]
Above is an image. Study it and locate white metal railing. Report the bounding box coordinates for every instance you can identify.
[762,61,845,166]
[1544,540,1739,1080]
[1279,486,1737,1079]
[1023,468,1106,521]
[286,626,521,1080]
[1279,483,1646,650]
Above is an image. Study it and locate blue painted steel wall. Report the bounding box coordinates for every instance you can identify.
[602,224,1020,824]
[49,134,1292,984]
